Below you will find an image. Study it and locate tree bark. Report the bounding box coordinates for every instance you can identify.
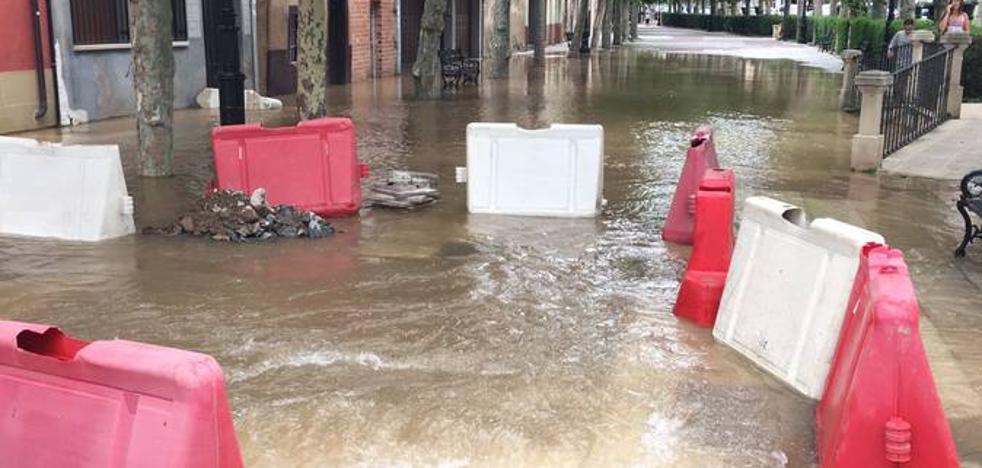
[900,0,913,18]
[613,0,623,45]
[592,0,607,49]
[871,0,885,18]
[412,0,448,97]
[796,0,806,42]
[569,0,589,57]
[297,0,327,117]
[490,0,511,78]
[129,0,174,177]
[600,0,617,49]
[630,2,639,40]
[781,0,791,38]
[532,0,546,61]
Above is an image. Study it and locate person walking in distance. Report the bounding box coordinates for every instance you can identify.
[887,18,915,60]
[940,0,971,33]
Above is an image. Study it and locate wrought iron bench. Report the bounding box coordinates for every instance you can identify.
[955,169,982,257]
[439,49,479,88]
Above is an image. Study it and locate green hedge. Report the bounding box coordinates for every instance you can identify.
[661,13,782,36]
[965,29,982,101]
[662,13,982,101]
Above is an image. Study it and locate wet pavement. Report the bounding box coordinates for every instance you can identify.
[3,26,982,467]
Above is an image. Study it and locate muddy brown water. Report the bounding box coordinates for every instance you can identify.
[4,32,982,467]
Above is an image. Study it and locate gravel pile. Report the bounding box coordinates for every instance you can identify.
[145,188,334,241]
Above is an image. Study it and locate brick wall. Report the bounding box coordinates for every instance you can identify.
[350,0,397,81]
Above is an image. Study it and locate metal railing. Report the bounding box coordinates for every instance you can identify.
[880,47,954,157]
[861,43,914,73]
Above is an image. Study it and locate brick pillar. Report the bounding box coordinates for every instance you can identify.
[910,30,934,63]
[941,31,973,119]
[851,71,893,171]
[840,49,862,112]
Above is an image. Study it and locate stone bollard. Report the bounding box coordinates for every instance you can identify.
[910,30,935,63]
[840,49,863,112]
[851,71,893,171]
[941,31,973,119]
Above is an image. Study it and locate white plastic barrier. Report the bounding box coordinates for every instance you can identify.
[458,123,604,217]
[712,196,884,399]
[0,136,135,241]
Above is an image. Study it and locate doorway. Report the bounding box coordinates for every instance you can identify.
[328,0,350,84]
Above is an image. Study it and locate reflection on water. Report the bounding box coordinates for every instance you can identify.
[3,36,981,467]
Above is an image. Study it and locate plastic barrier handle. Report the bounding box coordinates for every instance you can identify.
[16,327,90,361]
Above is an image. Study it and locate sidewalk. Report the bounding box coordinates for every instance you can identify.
[634,25,845,72]
[881,104,982,180]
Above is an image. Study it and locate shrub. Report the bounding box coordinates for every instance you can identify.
[964,29,982,101]
[661,13,783,36]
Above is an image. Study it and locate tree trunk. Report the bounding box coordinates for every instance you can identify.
[603,0,614,48]
[412,0,448,96]
[612,0,622,46]
[900,0,913,18]
[297,0,327,117]
[871,0,885,18]
[781,0,791,38]
[129,0,174,177]
[490,0,511,78]
[796,0,806,42]
[592,0,607,49]
[569,0,589,57]
[532,0,546,61]
[630,2,639,40]
[744,0,750,14]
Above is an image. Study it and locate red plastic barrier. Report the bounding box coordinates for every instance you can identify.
[0,322,243,468]
[672,169,735,327]
[211,117,369,217]
[817,245,959,468]
[663,127,719,245]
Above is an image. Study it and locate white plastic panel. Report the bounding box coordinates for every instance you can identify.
[0,136,134,242]
[712,196,885,399]
[465,123,604,217]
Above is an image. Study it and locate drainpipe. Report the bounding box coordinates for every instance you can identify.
[249,0,259,90]
[29,0,48,119]
[396,0,402,74]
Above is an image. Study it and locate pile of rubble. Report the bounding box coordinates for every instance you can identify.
[365,170,440,209]
[145,188,334,242]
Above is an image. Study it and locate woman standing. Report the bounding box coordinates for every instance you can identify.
[940,0,972,33]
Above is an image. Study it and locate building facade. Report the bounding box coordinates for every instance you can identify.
[260,0,569,96]
[0,0,58,134]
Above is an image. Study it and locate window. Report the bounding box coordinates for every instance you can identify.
[288,6,299,63]
[71,0,188,46]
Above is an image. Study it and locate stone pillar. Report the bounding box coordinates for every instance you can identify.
[910,30,935,63]
[839,49,863,112]
[851,71,893,171]
[941,31,973,119]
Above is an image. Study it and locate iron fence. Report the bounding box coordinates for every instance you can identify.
[880,47,954,157]
[860,43,914,73]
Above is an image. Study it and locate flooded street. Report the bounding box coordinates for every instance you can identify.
[3,26,981,467]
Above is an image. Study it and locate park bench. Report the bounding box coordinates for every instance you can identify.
[439,49,480,88]
[955,169,982,257]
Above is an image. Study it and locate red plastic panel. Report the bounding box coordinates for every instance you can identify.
[211,117,367,217]
[817,245,959,468]
[663,127,719,245]
[0,321,243,468]
[673,168,735,327]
